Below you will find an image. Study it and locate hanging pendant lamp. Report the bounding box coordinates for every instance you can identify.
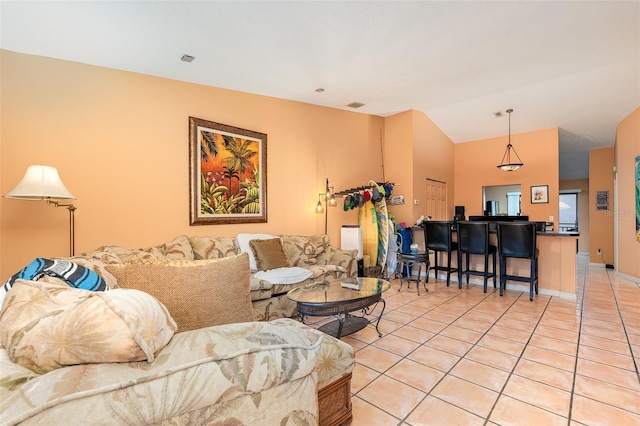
[497,108,523,171]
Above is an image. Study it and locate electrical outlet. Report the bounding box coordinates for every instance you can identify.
[597,249,602,255]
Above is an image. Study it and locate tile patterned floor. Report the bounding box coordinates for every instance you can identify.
[339,255,640,425]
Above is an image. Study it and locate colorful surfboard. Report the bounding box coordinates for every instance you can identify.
[370,180,389,269]
[358,199,378,267]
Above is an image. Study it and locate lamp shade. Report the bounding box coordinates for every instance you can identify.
[4,165,75,200]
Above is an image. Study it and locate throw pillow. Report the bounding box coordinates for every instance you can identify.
[249,238,290,271]
[105,253,254,332]
[237,233,277,271]
[1,258,107,311]
[0,279,176,374]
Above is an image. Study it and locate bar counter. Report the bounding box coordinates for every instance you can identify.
[410,226,579,299]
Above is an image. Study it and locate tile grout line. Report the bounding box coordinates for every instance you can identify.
[482,293,555,425]
[567,249,589,425]
[604,267,640,381]
[353,280,509,423]
[352,271,608,424]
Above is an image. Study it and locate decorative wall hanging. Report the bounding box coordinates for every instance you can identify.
[595,190,610,211]
[189,117,267,225]
[530,185,549,204]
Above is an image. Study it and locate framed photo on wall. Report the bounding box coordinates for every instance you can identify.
[530,185,549,204]
[189,117,267,225]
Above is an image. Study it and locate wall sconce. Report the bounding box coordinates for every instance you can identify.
[4,165,77,256]
[315,178,336,234]
[497,108,524,171]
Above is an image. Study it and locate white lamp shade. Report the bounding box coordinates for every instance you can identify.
[4,165,75,200]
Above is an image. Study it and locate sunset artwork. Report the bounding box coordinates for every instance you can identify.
[189,117,267,225]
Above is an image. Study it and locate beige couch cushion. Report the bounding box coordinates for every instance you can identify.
[280,234,328,266]
[250,238,290,271]
[106,253,254,332]
[0,279,176,374]
[189,236,240,260]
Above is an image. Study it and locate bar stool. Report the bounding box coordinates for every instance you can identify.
[422,221,458,287]
[456,221,497,292]
[497,222,539,301]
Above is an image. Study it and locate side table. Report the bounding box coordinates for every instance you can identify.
[398,251,430,295]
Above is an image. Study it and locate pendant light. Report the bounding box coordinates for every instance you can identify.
[497,108,523,171]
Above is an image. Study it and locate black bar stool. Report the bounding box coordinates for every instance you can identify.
[456,221,497,292]
[422,221,458,287]
[497,222,539,301]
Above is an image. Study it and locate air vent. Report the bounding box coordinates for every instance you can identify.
[347,102,365,109]
[494,111,503,118]
[181,54,195,63]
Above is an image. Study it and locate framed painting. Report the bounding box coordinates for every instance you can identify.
[189,117,267,225]
[530,185,549,204]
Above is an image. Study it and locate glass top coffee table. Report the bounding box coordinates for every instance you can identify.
[287,277,391,339]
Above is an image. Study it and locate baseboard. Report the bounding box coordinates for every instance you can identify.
[616,271,640,284]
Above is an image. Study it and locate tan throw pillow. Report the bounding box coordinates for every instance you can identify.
[0,279,176,374]
[249,238,290,271]
[106,253,254,332]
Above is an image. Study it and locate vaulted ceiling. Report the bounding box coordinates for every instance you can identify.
[2,1,638,180]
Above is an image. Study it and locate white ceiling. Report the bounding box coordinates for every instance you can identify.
[2,1,638,180]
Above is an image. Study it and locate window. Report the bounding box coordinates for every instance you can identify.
[559,193,578,232]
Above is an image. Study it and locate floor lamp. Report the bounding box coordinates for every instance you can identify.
[315,178,336,234]
[4,165,77,256]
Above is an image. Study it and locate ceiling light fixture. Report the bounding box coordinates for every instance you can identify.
[497,108,523,171]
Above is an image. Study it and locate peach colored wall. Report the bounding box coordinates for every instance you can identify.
[0,50,385,280]
[384,110,454,227]
[615,107,640,278]
[560,179,589,253]
[454,128,560,224]
[588,147,615,265]
[383,111,414,225]
[412,110,455,221]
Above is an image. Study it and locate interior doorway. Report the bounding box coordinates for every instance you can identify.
[425,178,447,220]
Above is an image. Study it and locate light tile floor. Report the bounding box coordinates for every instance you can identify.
[337,255,640,425]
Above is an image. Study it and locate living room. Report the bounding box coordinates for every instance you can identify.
[2,2,640,425]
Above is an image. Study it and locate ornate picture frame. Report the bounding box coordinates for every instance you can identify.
[189,117,267,225]
[530,185,549,204]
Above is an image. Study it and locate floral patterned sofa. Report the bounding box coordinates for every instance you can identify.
[79,234,358,322]
[0,234,356,426]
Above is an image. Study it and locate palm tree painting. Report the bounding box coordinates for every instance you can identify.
[189,117,267,225]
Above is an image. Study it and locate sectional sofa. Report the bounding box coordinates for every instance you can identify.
[0,234,357,425]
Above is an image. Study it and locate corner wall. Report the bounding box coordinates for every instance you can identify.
[615,107,640,279]
[383,110,454,227]
[588,147,615,265]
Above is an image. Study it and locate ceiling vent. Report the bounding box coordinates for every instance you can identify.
[347,102,365,109]
[494,111,503,118]
[180,54,195,63]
